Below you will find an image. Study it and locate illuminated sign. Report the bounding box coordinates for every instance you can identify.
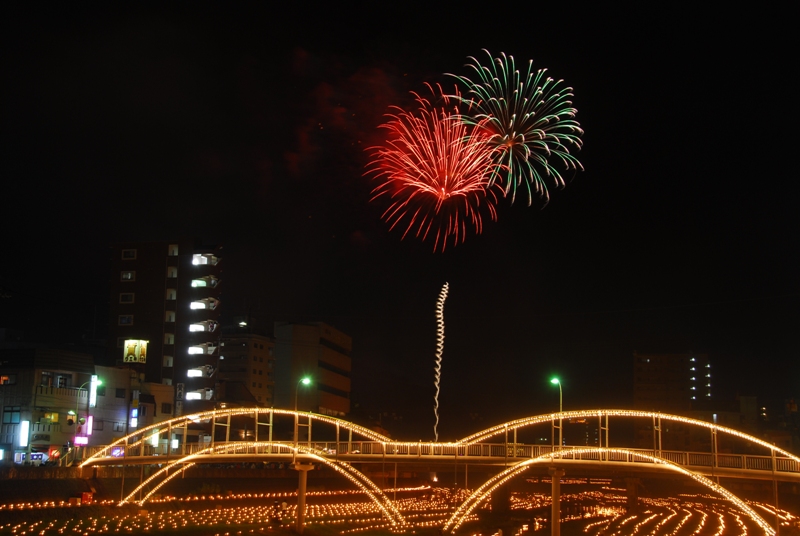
[123,340,148,363]
[89,375,99,408]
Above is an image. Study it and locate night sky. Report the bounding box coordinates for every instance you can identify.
[2,4,797,439]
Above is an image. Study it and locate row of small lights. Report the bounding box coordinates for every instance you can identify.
[1,488,793,535]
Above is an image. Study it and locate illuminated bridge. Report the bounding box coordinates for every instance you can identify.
[75,408,799,535]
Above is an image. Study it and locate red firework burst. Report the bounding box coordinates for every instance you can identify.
[366,84,503,252]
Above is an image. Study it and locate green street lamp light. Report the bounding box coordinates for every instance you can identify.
[294,377,312,413]
[550,378,562,413]
[550,377,563,450]
[293,377,312,463]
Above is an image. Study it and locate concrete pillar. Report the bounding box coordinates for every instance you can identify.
[491,484,511,514]
[292,463,314,533]
[625,478,640,513]
[549,467,565,536]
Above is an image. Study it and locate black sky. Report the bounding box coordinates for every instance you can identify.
[2,4,798,439]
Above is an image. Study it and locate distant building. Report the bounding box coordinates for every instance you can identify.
[633,351,713,450]
[633,351,712,413]
[273,322,351,417]
[0,348,172,465]
[106,240,222,416]
[218,333,276,406]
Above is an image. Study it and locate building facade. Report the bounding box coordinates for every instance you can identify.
[218,333,276,406]
[273,322,351,417]
[0,348,173,465]
[633,351,713,450]
[107,240,222,416]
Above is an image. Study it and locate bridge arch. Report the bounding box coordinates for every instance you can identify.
[81,407,392,468]
[457,409,800,463]
[119,440,407,527]
[442,447,776,535]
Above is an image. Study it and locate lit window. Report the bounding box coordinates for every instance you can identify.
[118,315,134,326]
[120,293,135,304]
[121,249,137,260]
[121,271,136,282]
[187,369,203,378]
[167,266,178,278]
[189,321,218,333]
[165,310,176,322]
[190,298,219,310]
[163,355,173,367]
[168,244,179,256]
[166,288,177,300]
[192,253,220,266]
[164,333,175,345]
[1,375,17,385]
[185,392,201,400]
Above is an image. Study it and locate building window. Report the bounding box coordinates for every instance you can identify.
[2,406,21,424]
[115,388,126,399]
[168,244,179,256]
[113,422,125,432]
[121,249,137,260]
[96,385,106,397]
[253,356,257,362]
[121,271,136,282]
[164,333,174,345]
[119,293,135,304]
[93,420,104,431]
[166,288,177,300]
[163,355,173,367]
[0,374,17,385]
[165,310,176,322]
[161,403,172,415]
[118,315,134,326]
[252,382,256,387]
[167,266,178,278]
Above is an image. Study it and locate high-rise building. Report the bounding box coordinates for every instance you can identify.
[633,351,713,450]
[273,322,351,417]
[107,240,222,415]
[218,333,275,406]
[633,351,712,413]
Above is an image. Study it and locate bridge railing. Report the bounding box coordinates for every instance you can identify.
[79,440,800,478]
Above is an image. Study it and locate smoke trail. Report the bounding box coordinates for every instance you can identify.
[433,282,449,442]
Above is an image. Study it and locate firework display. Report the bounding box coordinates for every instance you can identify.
[449,49,584,206]
[433,282,449,442]
[367,51,582,249]
[366,84,503,252]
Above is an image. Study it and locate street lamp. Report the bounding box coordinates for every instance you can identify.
[294,376,312,413]
[293,377,312,460]
[550,378,562,450]
[72,376,102,442]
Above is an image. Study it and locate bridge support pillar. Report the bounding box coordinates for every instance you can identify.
[292,463,314,534]
[490,483,511,514]
[549,466,565,536]
[625,478,640,513]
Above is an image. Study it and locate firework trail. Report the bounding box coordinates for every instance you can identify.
[366,83,504,252]
[433,282,449,442]
[448,50,584,206]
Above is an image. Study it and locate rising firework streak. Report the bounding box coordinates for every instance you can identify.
[433,282,449,441]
